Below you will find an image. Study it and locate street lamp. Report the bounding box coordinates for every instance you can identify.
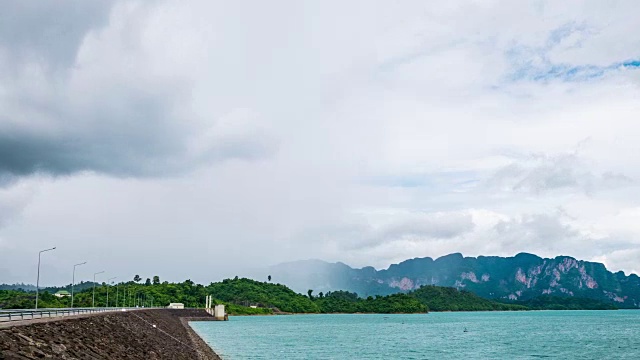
[71,261,87,308]
[35,247,56,309]
[92,271,104,308]
[106,277,116,307]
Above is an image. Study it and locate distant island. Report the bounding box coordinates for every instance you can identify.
[1,277,616,313]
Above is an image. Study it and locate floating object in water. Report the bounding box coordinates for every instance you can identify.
[463,327,468,332]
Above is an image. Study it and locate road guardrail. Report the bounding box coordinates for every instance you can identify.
[0,307,159,323]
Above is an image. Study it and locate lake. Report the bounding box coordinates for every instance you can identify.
[190,311,640,359]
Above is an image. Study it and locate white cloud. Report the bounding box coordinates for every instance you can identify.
[1,0,640,284]
[485,151,633,194]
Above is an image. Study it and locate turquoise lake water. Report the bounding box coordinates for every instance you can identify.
[190,311,640,359]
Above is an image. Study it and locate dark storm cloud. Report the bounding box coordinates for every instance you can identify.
[0,95,275,178]
[0,97,183,177]
[0,0,115,69]
[0,1,275,179]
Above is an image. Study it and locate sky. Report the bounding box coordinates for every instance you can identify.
[1,0,640,286]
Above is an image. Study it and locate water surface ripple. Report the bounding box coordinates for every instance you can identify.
[190,311,640,359]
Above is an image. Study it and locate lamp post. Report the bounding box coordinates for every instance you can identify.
[92,271,104,308]
[115,281,119,308]
[35,247,56,309]
[106,277,116,307]
[71,261,87,308]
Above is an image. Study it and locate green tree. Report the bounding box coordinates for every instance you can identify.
[145,278,151,286]
[153,276,160,285]
[268,275,272,282]
[133,275,141,283]
[307,289,314,299]
[410,285,527,312]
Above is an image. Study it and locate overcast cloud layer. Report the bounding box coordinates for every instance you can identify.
[1,0,640,285]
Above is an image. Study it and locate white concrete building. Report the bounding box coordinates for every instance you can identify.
[214,304,225,320]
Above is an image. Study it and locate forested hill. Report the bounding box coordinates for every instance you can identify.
[411,286,527,311]
[0,282,95,293]
[505,295,618,310]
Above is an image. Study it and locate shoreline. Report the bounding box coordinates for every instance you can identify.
[181,317,222,360]
[226,307,623,317]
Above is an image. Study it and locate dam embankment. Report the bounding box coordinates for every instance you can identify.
[0,309,220,359]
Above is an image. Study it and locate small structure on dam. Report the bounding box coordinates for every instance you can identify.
[214,305,226,320]
[205,295,228,320]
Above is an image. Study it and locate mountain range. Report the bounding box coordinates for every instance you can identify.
[268,253,640,308]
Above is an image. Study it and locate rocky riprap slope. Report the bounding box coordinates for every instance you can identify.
[271,253,640,307]
[0,309,220,360]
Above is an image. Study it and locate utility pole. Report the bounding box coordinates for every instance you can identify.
[71,261,87,308]
[106,277,116,307]
[92,271,104,308]
[35,247,56,309]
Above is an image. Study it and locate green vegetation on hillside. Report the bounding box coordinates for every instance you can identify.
[0,278,426,314]
[206,278,427,313]
[0,283,36,291]
[0,290,37,309]
[208,278,319,313]
[315,290,427,313]
[410,285,528,311]
[503,295,618,310]
[225,303,273,315]
[0,281,97,294]
[2,277,615,313]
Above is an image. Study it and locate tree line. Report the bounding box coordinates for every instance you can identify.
[0,277,616,313]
